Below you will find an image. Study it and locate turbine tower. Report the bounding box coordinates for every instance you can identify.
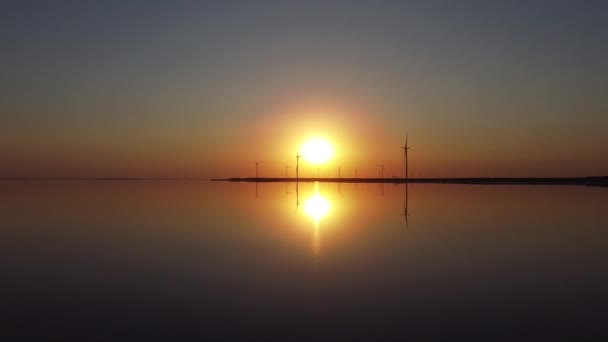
[255,162,262,179]
[400,134,410,180]
[296,153,302,180]
[377,164,384,179]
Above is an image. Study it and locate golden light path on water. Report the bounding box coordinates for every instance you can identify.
[303,182,331,257]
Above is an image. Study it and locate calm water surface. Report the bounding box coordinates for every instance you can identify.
[1,181,607,340]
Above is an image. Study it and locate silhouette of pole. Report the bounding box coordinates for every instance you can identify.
[377,164,384,179]
[400,134,410,180]
[255,162,262,179]
[285,165,289,179]
[338,165,341,178]
[296,153,302,180]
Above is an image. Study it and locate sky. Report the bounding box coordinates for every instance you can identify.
[1,0,607,178]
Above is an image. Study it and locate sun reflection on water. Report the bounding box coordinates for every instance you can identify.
[304,193,331,224]
[303,182,332,258]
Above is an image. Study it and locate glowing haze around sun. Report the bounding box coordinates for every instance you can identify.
[301,137,334,164]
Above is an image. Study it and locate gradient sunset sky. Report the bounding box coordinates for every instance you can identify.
[2,1,607,178]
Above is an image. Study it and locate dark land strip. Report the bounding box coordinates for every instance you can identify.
[212,177,608,186]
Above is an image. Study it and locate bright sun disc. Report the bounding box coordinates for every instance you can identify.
[301,138,334,164]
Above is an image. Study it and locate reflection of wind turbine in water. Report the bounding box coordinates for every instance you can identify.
[400,134,410,180]
[255,162,262,197]
[296,153,302,207]
[337,164,341,194]
[377,164,384,196]
[285,165,290,195]
[401,183,410,228]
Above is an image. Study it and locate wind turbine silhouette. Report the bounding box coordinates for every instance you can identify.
[255,162,262,197]
[377,164,384,179]
[255,162,263,179]
[400,134,410,180]
[377,164,384,196]
[296,153,302,180]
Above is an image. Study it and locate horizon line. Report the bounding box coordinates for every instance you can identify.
[2,175,607,185]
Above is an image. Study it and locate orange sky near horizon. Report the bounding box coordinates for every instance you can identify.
[3,99,607,179]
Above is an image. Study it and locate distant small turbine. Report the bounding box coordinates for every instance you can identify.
[296,153,302,180]
[400,134,411,180]
[255,162,263,179]
[377,164,384,179]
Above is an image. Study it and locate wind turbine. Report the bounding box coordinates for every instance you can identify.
[296,153,302,180]
[377,164,384,179]
[400,134,410,181]
[253,162,262,198]
[377,164,385,197]
[255,162,263,179]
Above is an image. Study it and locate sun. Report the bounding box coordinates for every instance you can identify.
[301,137,334,164]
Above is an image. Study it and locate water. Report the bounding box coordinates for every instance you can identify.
[1,180,607,340]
